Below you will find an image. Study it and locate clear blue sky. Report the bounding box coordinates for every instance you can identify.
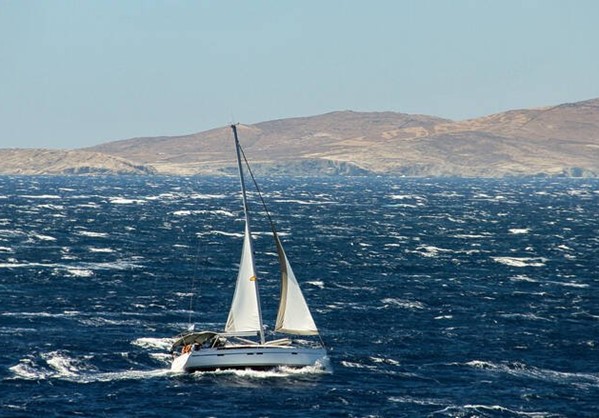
[1,0,598,149]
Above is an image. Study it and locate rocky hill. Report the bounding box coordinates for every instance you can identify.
[1,98,598,177]
[0,149,156,175]
[88,98,599,177]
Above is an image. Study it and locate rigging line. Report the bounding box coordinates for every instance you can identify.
[237,142,279,237]
[186,177,206,330]
[238,137,325,345]
[187,231,203,329]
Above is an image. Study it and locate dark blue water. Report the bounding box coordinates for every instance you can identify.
[0,175,598,417]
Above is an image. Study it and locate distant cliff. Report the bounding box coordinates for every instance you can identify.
[1,98,598,177]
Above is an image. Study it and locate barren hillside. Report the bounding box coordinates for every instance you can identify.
[2,98,598,177]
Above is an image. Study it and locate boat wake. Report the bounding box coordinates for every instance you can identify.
[188,362,332,379]
[7,350,329,384]
[8,350,172,383]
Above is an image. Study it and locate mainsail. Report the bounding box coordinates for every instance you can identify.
[274,234,319,335]
[225,125,265,341]
[225,223,262,333]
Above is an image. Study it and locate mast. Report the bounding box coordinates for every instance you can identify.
[231,124,265,344]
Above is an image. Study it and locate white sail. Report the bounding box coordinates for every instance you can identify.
[225,223,262,333]
[274,236,319,335]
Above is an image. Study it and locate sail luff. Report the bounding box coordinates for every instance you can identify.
[225,125,265,343]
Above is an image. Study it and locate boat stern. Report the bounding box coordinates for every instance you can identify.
[170,352,191,372]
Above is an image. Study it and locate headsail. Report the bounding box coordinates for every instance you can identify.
[274,234,319,335]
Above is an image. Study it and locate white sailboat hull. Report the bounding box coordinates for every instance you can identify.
[171,346,328,373]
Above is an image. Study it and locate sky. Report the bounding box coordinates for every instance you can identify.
[1,0,599,149]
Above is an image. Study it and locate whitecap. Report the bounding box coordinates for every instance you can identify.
[172,210,192,216]
[39,203,65,210]
[174,292,194,297]
[370,356,400,366]
[463,359,599,388]
[44,351,89,378]
[109,197,146,205]
[173,209,235,217]
[414,245,452,258]
[9,358,52,380]
[453,234,491,239]
[340,360,378,370]
[500,313,551,321]
[20,194,61,199]
[546,280,589,288]
[0,262,47,269]
[0,229,26,238]
[434,404,554,417]
[190,193,227,200]
[2,311,67,318]
[0,260,141,271]
[388,194,425,201]
[31,233,57,241]
[198,230,244,238]
[381,298,425,310]
[132,337,174,351]
[307,280,325,289]
[509,228,530,234]
[88,247,115,253]
[77,231,109,238]
[492,257,547,267]
[388,396,445,406]
[65,268,94,277]
[273,199,332,205]
[510,275,539,283]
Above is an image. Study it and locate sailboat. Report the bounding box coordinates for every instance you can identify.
[170,125,328,372]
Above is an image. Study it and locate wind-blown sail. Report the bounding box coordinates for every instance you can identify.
[274,235,319,335]
[225,223,262,333]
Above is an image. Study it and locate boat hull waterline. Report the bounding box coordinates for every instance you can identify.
[171,346,328,373]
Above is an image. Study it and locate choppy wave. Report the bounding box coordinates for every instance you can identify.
[431,404,557,417]
[131,337,174,351]
[464,360,599,389]
[381,298,425,310]
[1,176,597,416]
[492,257,547,267]
[0,260,142,270]
[109,197,146,205]
[509,228,530,234]
[77,230,109,238]
[173,209,235,217]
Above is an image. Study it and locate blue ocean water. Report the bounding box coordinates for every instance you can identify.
[0,175,597,417]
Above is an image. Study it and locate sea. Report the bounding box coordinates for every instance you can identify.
[0,175,597,417]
